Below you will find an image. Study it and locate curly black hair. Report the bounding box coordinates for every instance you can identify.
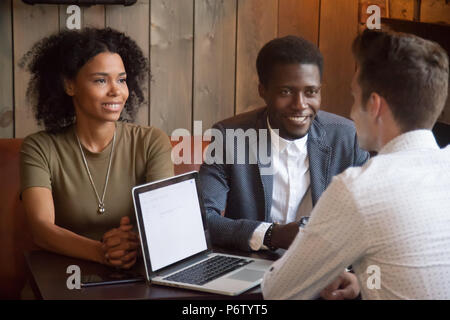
[20,27,148,133]
[256,35,323,87]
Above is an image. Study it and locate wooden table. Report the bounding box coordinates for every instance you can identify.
[25,248,282,300]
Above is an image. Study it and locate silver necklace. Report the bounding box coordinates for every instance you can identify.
[75,130,116,215]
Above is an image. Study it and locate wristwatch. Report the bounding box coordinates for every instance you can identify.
[298,216,309,228]
[263,223,277,251]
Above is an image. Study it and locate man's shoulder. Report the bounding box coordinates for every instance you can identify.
[311,111,357,143]
[341,144,450,190]
[214,107,266,130]
[314,110,356,132]
[335,152,398,193]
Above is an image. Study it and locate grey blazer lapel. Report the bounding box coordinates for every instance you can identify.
[254,109,274,222]
[307,117,332,206]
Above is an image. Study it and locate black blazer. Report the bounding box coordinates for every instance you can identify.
[199,107,369,251]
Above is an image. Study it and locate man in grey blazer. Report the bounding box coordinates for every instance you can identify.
[199,36,369,261]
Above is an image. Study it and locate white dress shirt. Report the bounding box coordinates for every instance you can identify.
[262,130,450,299]
[249,119,312,250]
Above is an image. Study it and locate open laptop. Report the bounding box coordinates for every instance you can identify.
[132,171,273,296]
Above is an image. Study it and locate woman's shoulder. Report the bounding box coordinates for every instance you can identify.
[22,127,72,150]
[21,129,71,171]
[119,122,170,144]
[22,130,53,154]
[23,129,51,143]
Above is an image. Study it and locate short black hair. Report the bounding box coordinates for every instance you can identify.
[352,29,449,131]
[20,27,148,133]
[256,35,323,87]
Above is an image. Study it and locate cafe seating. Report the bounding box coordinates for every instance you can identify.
[0,137,210,299]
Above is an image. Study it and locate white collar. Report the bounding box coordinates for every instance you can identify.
[267,117,308,154]
[379,129,439,155]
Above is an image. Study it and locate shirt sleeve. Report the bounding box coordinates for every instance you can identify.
[20,134,52,194]
[249,222,271,251]
[261,175,368,299]
[145,127,175,182]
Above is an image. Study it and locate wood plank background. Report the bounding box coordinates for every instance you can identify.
[1,0,449,139]
[320,0,359,118]
[236,0,278,115]
[278,0,320,45]
[13,0,59,138]
[0,0,13,138]
[193,0,236,131]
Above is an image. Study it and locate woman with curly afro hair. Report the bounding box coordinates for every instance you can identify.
[20,28,174,270]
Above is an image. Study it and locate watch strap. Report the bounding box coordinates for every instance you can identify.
[263,223,277,251]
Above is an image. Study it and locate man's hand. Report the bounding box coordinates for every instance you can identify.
[101,216,140,269]
[320,271,360,300]
[270,222,300,249]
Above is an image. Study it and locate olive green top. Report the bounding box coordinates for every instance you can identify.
[20,122,174,241]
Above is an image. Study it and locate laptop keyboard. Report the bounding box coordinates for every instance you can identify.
[164,255,253,286]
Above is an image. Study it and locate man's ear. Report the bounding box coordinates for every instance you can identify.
[367,92,383,120]
[63,78,75,96]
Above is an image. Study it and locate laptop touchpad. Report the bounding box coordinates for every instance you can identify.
[226,269,264,282]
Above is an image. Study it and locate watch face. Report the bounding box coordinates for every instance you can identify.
[299,216,310,227]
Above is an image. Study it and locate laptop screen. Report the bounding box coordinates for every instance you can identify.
[137,177,208,271]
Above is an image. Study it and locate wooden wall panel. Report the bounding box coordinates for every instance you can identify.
[389,0,415,20]
[5,0,407,137]
[193,0,236,131]
[59,5,71,31]
[106,0,149,126]
[420,0,450,25]
[421,0,450,124]
[13,0,59,138]
[319,0,359,118]
[278,0,320,45]
[82,5,106,28]
[59,5,105,31]
[236,0,278,115]
[150,0,194,134]
[359,0,389,23]
[0,0,14,138]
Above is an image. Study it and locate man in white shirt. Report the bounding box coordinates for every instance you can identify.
[262,29,450,300]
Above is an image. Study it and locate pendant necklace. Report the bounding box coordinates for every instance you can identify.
[75,129,116,215]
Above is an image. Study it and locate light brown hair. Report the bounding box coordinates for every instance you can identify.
[352,29,449,131]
